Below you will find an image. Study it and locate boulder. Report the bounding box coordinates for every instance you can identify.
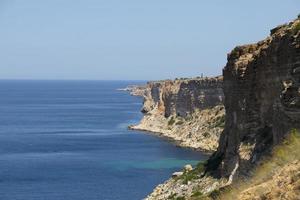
[183,164,193,172]
[172,172,183,178]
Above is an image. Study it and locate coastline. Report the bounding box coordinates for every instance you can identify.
[128,125,214,154]
[123,77,225,153]
[142,17,300,200]
[127,103,224,152]
[121,17,300,200]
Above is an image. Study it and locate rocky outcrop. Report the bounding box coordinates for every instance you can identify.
[117,85,147,96]
[130,76,225,151]
[220,129,300,200]
[145,17,300,200]
[238,161,300,200]
[140,77,223,117]
[207,17,300,178]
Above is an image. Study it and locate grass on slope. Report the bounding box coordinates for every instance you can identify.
[219,129,300,200]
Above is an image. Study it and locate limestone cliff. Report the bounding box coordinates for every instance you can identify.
[130,77,225,151]
[140,77,224,118]
[207,17,300,178]
[145,17,300,200]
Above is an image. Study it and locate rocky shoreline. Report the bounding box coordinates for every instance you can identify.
[129,105,225,152]
[126,16,300,200]
[128,76,224,152]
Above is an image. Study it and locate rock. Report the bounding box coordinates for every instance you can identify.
[207,17,300,177]
[117,85,147,96]
[128,76,225,152]
[183,164,193,172]
[136,77,224,118]
[145,17,300,200]
[172,172,183,178]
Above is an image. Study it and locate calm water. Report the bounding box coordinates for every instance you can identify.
[0,80,207,200]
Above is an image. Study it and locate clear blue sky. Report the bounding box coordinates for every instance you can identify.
[0,0,299,80]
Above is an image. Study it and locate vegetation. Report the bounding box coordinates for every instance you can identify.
[191,191,203,197]
[188,129,300,200]
[168,194,186,200]
[168,116,176,126]
[168,193,177,199]
[209,115,225,128]
[168,194,187,200]
[209,189,221,199]
[203,132,210,138]
[178,162,206,184]
[175,120,184,125]
[190,189,220,200]
[218,129,300,199]
[185,115,193,121]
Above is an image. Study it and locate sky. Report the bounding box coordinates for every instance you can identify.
[0,0,299,80]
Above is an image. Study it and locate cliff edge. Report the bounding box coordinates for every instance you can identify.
[129,76,225,152]
[208,16,300,178]
[146,17,300,200]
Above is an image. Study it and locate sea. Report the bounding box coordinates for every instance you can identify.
[0,80,207,200]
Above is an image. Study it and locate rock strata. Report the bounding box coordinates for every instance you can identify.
[129,76,225,152]
[208,17,300,178]
[145,17,300,200]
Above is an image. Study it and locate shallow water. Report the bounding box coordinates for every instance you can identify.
[0,80,208,200]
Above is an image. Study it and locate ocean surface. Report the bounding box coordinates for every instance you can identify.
[0,80,208,200]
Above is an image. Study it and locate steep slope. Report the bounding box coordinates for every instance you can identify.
[221,130,300,200]
[130,77,225,151]
[145,17,300,200]
[207,17,300,178]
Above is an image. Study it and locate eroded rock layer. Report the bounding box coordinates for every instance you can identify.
[208,17,300,177]
[145,17,300,200]
[130,77,225,151]
[141,77,224,117]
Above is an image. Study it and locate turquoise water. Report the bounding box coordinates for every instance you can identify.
[0,80,207,200]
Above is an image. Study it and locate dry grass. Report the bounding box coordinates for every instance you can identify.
[219,129,300,200]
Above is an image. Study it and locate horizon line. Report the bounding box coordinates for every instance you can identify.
[0,78,149,82]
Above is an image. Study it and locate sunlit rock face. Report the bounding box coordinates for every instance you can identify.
[208,18,300,177]
[141,77,224,118]
[129,76,225,152]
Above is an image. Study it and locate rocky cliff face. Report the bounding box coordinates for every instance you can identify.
[130,77,225,151]
[141,77,224,118]
[208,17,300,178]
[145,17,300,200]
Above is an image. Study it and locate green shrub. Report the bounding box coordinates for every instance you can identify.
[185,115,193,121]
[209,189,221,198]
[175,120,184,125]
[168,193,177,199]
[218,129,300,199]
[191,191,203,197]
[179,162,206,184]
[168,117,175,126]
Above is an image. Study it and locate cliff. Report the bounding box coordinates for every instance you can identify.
[140,77,224,117]
[145,17,300,200]
[207,17,300,178]
[130,76,225,151]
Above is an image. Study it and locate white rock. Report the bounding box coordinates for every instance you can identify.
[172,172,183,178]
[184,164,193,172]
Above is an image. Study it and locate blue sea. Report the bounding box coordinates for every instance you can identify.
[0,80,207,200]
